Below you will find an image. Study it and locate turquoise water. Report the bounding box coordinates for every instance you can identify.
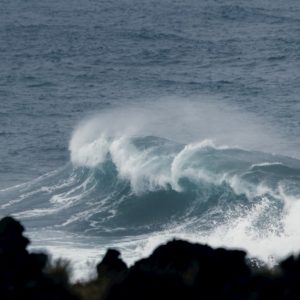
[0,0,300,280]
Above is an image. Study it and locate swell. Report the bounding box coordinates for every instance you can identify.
[1,134,299,244]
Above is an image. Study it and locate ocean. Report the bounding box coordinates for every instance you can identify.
[0,0,300,280]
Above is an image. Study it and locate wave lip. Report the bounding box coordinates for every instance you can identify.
[70,130,300,199]
[1,114,300,269]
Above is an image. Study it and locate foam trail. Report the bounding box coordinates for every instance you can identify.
[65,99,300,272]
[1,98,300,281]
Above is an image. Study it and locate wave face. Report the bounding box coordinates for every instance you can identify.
[1,106,300,275]
[1,0,300,282]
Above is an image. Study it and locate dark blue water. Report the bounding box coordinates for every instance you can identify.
[1,0,300,280]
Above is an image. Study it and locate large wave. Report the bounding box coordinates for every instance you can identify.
[1,99,300,278]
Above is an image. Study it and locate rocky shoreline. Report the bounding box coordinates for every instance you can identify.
[0,216,299,300]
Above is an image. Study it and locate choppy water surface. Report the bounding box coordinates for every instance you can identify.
[0,0,299,280]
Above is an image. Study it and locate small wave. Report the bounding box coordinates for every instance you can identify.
[250,162,284,168]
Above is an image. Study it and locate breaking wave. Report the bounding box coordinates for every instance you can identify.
[1,100,300,275]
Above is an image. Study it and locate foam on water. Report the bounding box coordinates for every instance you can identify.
[1,99,300,281]
[1,0,300,283]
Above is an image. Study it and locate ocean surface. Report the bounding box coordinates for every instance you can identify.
[0,0,300,280]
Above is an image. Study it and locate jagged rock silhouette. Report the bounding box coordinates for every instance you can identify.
[0,216,78,300]
[2,216,300,300]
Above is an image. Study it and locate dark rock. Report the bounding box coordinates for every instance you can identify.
[0,216,78,300]
[106,239,251,300]
[3,216,300,300]
[97,249,127,276]
[0,216,29,255]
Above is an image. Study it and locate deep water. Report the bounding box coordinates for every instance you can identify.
[0,0,300,280]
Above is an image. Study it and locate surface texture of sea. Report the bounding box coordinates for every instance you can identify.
[0,0,300,280]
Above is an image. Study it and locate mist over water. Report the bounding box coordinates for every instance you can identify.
[70,98,299,162]
[1,98,299,280]
[1,0,300,281]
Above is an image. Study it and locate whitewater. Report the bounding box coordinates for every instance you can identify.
[1,0,300,281]
[1,99,300,280]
